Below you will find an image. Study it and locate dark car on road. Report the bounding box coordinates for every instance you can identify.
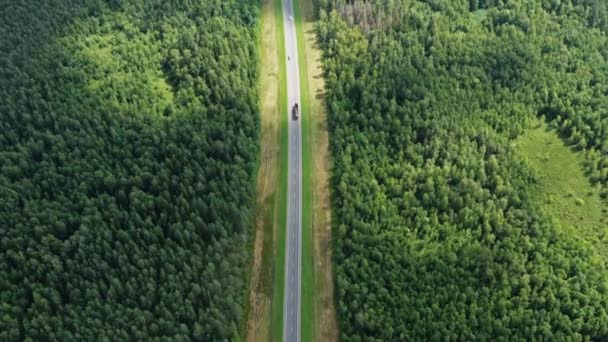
[292,103,299,120]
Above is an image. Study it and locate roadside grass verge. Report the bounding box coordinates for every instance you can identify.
[293,1,314,341]
[245,0,288,340]
[271,0,290,340]
[243,2,265,338]
[298,0,339,339]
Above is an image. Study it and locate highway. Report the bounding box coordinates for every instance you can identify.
[282,0,302,340]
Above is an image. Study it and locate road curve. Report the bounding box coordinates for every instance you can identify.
[282,0,302,340]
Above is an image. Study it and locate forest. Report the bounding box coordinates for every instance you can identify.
[316,0,608,339]
[0,0,259,340]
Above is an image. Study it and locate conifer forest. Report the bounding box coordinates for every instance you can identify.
[316,0,608,339]
[2,0,608,340]
[1,0,259,339]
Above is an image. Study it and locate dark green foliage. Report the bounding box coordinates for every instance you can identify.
[0,0,259,340]
[316,0,608,339]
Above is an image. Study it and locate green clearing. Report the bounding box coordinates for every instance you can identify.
[77,31,174,116]
[471,9,488,24]
[518,122,608,256]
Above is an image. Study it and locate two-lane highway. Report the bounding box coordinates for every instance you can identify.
[282,0,302,340]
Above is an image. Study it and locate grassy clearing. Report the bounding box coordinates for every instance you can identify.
[517,121,608,257]
[245,0,287,340]
[292,1,315,341]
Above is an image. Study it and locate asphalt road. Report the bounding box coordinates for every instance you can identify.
[282,0,302,340]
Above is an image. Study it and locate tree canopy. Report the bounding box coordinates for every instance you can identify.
[0,0,259,340]
[316,0,608,339]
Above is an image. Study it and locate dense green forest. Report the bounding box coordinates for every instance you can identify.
[0,0,259,339]
[316,0,608,339]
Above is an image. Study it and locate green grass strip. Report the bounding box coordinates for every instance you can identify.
[293,0,315,340]
[271,0,289,340]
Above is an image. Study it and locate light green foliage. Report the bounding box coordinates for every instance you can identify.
[76,30,174,116]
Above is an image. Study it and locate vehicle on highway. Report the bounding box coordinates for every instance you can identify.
[292,103,299,120]
[289,15,293,21]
